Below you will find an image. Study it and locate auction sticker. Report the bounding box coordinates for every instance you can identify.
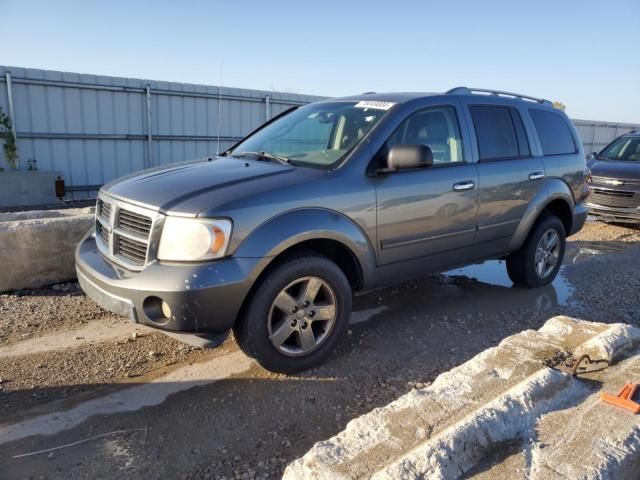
[354,101,396,110]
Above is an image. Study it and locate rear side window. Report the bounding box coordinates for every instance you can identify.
[529,109,576,155]
[470,106,529,161]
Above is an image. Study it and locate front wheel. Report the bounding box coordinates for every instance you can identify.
[506,215,566,288]
[233,252,352,373]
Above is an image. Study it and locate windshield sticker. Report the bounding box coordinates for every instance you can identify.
[354,101,396,110]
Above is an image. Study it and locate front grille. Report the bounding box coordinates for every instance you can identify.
[589,188,640,209]
[116,236,148,264]
[96,222,110,245]
[118,209,153,237]
[94,196,156,270]
[97,199,112,222]
[591,176,640,187]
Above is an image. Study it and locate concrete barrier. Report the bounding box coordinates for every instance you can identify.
[0,208,94,292]
[0,171,63,208]
[284,316,640,480]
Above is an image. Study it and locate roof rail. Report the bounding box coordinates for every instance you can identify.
[446,87,552,106]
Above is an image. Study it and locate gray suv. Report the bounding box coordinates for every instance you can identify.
[76,87,588,373]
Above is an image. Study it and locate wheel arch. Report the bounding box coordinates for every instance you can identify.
[234,208,376,290]
[508,179,575,251]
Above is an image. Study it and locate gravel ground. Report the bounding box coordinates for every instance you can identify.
[0,333,230,424]
[0,282,121,346]
[0,220,639,480]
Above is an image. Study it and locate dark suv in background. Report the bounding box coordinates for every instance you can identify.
[76,87,588,373]
[586,130,640,223]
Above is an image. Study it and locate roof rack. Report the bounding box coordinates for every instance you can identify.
[446,87,552,106]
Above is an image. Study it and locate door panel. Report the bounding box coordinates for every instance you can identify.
[376,164,478,264]
[374,104,479,266]
[476,157,545,246]
[466,104,546,258]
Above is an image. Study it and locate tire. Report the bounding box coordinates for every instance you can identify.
[506,215,566,288]
[233,251,352,374]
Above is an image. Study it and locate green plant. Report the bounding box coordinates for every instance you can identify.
[0,106,18,170]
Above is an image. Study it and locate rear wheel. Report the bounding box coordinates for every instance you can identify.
[506,215,566,288]
[233,251,352,373]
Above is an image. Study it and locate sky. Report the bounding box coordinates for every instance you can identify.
[3,0,639,123]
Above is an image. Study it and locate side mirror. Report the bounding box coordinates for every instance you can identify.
[585,152,597,161]
[386,144,433,171]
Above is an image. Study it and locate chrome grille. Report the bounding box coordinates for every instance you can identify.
[97,199,112,222]
[96,221,110,245]
[118,209,153,237]
[591,176,640,187]
[589,188,640,209]
[116,236,148,264]
[94,196,157,270]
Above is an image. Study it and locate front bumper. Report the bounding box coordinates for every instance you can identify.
[585,202,640,224]
[75,229,262,333]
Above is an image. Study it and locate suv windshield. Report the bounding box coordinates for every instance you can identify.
[598,136,640,162]
[229,101,392,168]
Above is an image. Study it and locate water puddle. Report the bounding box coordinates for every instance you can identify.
[352,260,577,326]
[445,260,574,306]
[564,241,627,264]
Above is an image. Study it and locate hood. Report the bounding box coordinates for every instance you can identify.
[102,156,322,216]
[588,159,640,181]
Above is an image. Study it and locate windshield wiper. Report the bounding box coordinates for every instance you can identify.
[232,151,290,165]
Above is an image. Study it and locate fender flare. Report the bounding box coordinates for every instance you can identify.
[234,208,377,288]
[508,178,575,251]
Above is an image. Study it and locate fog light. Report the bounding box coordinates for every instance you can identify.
[161,301,172,319]
[143,296,171,326]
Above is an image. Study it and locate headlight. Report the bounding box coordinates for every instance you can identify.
[158,217,232,261]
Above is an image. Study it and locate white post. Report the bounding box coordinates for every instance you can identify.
[145,85,153,168]
[265,95,271,121]
[4,71,19,169]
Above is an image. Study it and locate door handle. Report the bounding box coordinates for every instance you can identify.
[529,172,545,181]
[452,181,475,191]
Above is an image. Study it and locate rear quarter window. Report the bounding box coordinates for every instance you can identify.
[529,109,576,156]
[469,106,529,161]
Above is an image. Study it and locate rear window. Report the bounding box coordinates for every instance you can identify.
[529,109,576,156]
[470,106,528,161]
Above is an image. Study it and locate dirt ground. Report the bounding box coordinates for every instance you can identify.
[0,220,639,480]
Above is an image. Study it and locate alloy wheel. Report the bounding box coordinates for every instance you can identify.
[534,229,560,279]
[267,276,337,356]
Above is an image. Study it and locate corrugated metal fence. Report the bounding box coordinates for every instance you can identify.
[573,119,639,155]
[0,66,322,198]
[1,66,638,200]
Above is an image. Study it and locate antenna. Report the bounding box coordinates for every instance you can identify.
[216,63,223,155]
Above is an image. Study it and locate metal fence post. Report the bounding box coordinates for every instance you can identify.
[145,85,153,168]
[4,71,19,169]
[265,95,271,121]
